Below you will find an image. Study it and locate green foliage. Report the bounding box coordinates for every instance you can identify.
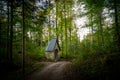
[68,53,120,80]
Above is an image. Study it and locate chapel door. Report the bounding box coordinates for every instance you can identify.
[54,49,58,61]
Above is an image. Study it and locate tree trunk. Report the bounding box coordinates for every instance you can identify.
[97,13,101,48]
[60,9,63,56]
[69,5,72,50]
[22,0,25,77]
[48,15,51,41]
[9,0,13,61]
[7,0,10,60]
[56,2,58,38]
[91,14,94,46]
[48,0,51,40]
[114,0,120,51]
[64,1,67,58]
[99,11,104,47]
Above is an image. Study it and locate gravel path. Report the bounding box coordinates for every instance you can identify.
[25,61,70,80]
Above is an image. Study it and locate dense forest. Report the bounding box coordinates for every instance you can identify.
[0,0,120,80]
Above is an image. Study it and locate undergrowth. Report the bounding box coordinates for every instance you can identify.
[65,52,120,80]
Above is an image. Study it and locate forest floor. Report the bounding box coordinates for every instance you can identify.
[25,61,71,80]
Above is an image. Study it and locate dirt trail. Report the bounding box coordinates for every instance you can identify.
[25,61,70,80]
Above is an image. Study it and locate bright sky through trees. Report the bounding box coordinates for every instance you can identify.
[75,17,89,41]
[73,0,89,41]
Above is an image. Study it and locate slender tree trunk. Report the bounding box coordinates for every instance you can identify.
[74,23,77,55]
[56,2,58,38]
[0,15,1,56]
[60,10,63,56]
[48,15,51,41]
[7,0,10,60]
[114,0,120,51]
[97,13,100,48]
[48,0,51,40]
[64,1,67,57]
[75,24,78,47]
[91,14,94,46]
[22,0,25,77]
[0,25,1,46]
[10,0,13,61]
[98,26,100,47]
[99,11,104,47]
[46,0,51,41]
[69,5,72,50]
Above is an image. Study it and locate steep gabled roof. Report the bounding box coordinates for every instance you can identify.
[45,38,60,52]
